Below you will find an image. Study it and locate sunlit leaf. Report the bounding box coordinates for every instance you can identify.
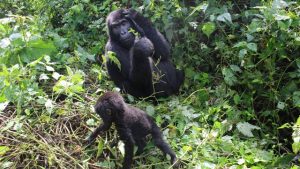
[277,102,285,110]
[247,43,257,52]
[293,91,300,107]
[217,12,232,23]
[39,73,49,80]
[202,22,216,37]
[86,119,96,126]
[0,38,10,48]
[96,139,104,158]
[146,105,155,116]
[222,67,237,86]
[0,101,9,112]
[237,122,261,137]
[107,51,121,70]
[0,146,10,155]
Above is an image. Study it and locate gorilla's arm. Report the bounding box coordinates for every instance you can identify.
[87,121,112,145]
[106,41,154,97]
[124,9,171,61]
[125,16,145,37]
[129,37,154,96]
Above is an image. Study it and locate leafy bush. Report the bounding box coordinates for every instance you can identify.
[0,0,300,168]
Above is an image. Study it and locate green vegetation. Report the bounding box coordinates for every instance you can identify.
[1,0,300,168]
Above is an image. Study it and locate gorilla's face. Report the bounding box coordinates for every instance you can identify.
[109,18,135,48]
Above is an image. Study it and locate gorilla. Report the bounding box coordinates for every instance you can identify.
[87,91,178,169]
[105,9,184,98]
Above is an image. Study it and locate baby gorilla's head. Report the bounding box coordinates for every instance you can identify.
[94,92,125,119]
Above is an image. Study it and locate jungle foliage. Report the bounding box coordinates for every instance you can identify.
[0,0,300,168]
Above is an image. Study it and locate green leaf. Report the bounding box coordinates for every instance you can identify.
[277,102,285,110]
[239,49,247,59]
[118,141,125,156]
[0,161,13,169]
[0,101,9,112]
[86,119,96,126]
[216,12,232,23]
[222,67,237,86]
[107,51,121,70]
[146,105,155,116]
[293,91,300,107]
[233,94,240,104]
[292,142,300,154]
[20,39,57,63]
[247,43,257,52]
[76,45,95,62]
[230,65,241,73]
[0,146,10,155]
[254,150,273,162]
[96,139,104,158]
[233,41,247,48]
[202,22,216,37]
[236,122,260,137]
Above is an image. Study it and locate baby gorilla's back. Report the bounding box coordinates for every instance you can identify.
[87,91,178,169]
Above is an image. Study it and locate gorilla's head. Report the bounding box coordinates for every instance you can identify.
[94,91,126,121]
[107,9,135,48]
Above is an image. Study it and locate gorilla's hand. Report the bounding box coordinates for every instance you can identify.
[122,10,145,37]
[133,37,154,57]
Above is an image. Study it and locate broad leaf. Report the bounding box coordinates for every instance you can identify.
[237,122,261,137]
[202,22,216,37]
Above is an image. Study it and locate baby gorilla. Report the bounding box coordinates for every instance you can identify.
[87,92,177,169]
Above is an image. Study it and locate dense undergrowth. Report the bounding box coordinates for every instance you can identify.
[0,0,300,168]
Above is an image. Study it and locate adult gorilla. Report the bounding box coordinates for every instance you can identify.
[105,9,184,98]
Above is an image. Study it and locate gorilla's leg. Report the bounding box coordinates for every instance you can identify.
[123,141,134,169]
[151,125,177,165]
[135,139,147,155]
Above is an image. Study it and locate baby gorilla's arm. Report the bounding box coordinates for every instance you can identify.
[87,121,112,145]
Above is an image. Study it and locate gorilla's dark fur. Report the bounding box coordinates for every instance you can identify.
[87,92,178,169]
[105,9,184,98]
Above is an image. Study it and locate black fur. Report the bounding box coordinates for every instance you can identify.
[105,9,184,98]
[87,92,178,169]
